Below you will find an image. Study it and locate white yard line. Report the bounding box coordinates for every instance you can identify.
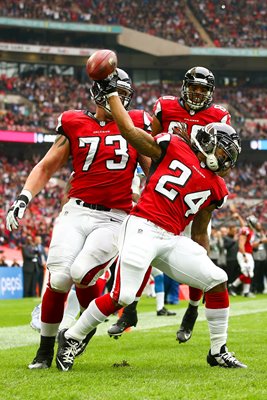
[0,298,266,350]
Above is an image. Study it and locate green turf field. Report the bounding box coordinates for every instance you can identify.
[0,295,267,400]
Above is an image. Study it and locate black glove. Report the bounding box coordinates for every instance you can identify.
[95,73,119,97]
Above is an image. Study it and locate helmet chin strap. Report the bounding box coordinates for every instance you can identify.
[192,133,219,171]
[206,154,219,171]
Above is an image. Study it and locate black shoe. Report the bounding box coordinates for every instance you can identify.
[56,329,82,371]
[176,304,198,343]
[207,344,247,368]
[28,353,54,370]
[157,307,176,316]
[108,309,138,339]
[75,328,97,357]
[243,292,256,298]
[28,336,55,369]
[228,284,237,297]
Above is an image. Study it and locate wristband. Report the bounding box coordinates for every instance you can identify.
[106,92,119,98]
[19,189,33,204]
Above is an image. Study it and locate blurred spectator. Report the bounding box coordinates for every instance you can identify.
[164,275,179,305]
[11,258,21,267]
[21,235,39,297]
[0,254,8,266]
[209,226,224,265]
[222,224,240,284]
[251,225,267,294]
[34,235,47,297]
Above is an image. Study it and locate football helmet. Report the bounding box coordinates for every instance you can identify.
[181,66,215,110]
[246,215,258,229]
[191,122,241,172]
[90,68,134,113]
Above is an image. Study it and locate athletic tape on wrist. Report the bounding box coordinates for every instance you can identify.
[106,92,119,98]
[20,189,33,203]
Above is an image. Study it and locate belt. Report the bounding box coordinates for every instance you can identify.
[76,199,111,211]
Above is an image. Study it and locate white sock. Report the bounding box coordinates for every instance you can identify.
[232,278,241,287]
[41,322,60,337]
[58,289,80,331]
[156,292,165,311]
[66,300,106,341]
[189,300,200,307]
[242,283,250,294]
[205,307,229,355]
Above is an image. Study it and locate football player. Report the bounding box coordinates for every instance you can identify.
[229,214,261,297]
[6,68,152,370]
[108,66,232,343]
[55,76,246,370]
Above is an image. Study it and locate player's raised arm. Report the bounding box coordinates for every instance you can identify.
[96,76,162,161]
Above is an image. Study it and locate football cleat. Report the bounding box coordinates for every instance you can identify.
[75,328,97,357]
[108,309,138,339]
[157,307,176,316]
[207,345,247,368]
[176,304,198,343]
[56,329,81,371]
[243,292,256,298]
[228,284,237,297]
[28,349,53,370]
[30,304,41,332]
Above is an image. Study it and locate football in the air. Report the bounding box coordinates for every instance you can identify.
[86,49,118,80]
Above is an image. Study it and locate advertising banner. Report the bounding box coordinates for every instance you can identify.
[0,267,23,299]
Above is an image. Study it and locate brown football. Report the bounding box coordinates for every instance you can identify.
[86,49,118,80]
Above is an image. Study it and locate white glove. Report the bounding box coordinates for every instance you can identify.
[6,190,32,231]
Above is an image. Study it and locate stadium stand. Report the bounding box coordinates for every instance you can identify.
[1,1,267,48]
[189,0,267,48]
[1,72,267,138]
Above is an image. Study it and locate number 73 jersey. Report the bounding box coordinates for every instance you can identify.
[132,134,229,235]
[56,109,152,213]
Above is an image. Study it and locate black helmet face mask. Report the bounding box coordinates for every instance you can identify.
[182,66,215,110]
[191,123,241,172]
[90,68,134,114]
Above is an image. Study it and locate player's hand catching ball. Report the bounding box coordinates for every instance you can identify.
[95,74,119,98]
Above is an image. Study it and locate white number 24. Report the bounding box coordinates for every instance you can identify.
[155,159,211,217]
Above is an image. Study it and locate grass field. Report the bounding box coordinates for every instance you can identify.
[0,295,267,400]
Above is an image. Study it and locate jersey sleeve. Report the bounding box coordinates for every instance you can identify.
[211,104,231,125]
[129,109,152,132]
[154,133,172,161]
[240,227,249,236]
[55,110,81,139]
[152,97,163,124]
[143,111,152,132]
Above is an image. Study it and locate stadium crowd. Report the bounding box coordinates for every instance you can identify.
[1,1,267,48]
[0,155,71,249]
[1,73,267,138]
[189,0,267,48]
[0,0,204,47]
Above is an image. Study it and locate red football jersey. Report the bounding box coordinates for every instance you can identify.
[131,134,228,235]
[239,227,255,254]
[153,96,231,137]
[56,109,152,213]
